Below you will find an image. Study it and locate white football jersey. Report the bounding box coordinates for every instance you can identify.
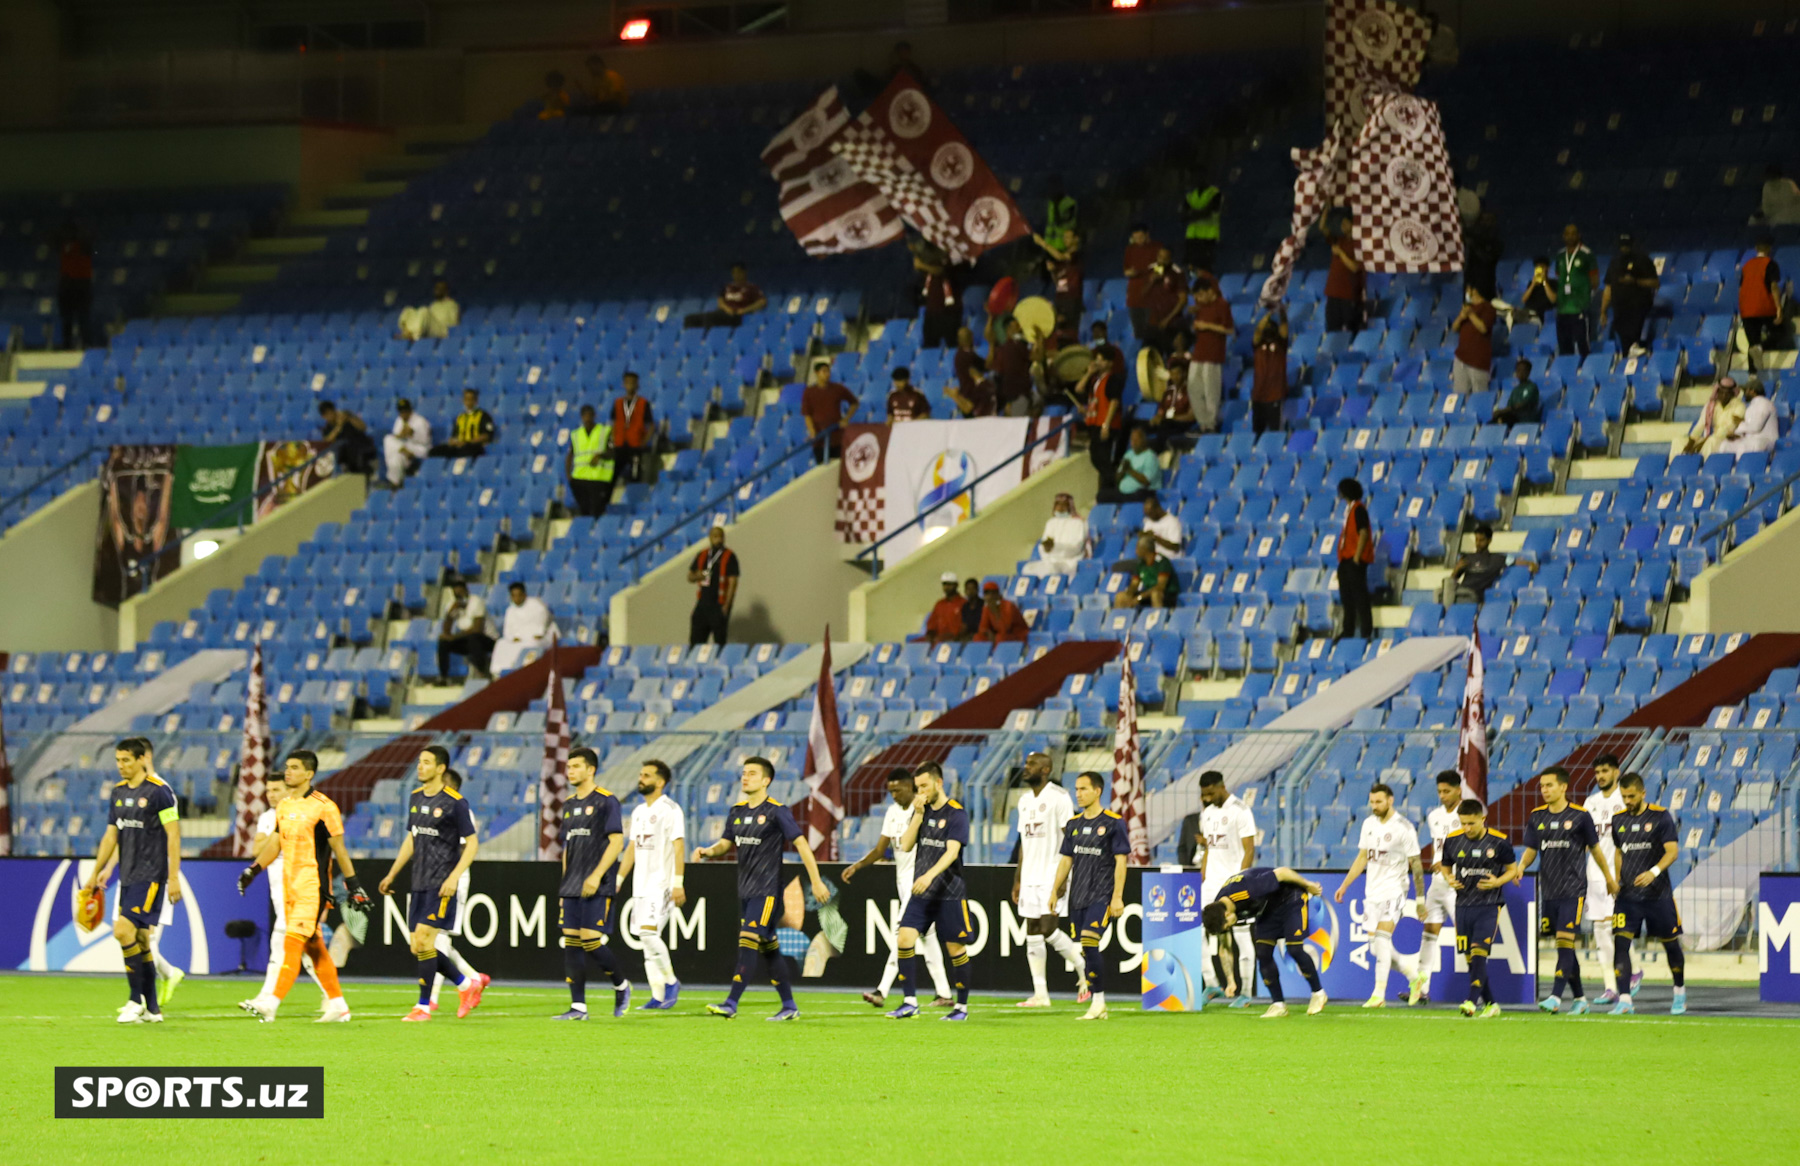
[1016,783,1075,886]
[882,801,918,889]
[1200,795,1257,874]
[1584,784,1626,867]
[629,797,686,895]
[1426,805,1461,853]
[1356,812,1421,901]
[255,807,283,906]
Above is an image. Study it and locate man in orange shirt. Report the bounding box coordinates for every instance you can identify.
[1738,236,1785,371]
[236,750,371,1022]
[611,371,654,483]
[973,581,1029,644]
[924,572,968,643]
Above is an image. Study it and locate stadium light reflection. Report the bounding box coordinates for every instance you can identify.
[620,18,651,40]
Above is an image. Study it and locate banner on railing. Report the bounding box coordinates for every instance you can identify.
[1760,873,1800,1002]
[254,440,335,520]
[93,444,180,605]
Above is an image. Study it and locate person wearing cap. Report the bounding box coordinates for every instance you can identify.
[1721,377,1778,455]
[1111,533,1177,610]
[1737,236,1786,372]
[1022,493,1088,577]
[1122,223,1165,343]
[436,577,494,679]
[1450,286,1497,396]
[973,581,1029,643]
[687,525,740,646]
[1550,223,1600,357]
[382,397,432,488]
[1601,233,1660,355]
[801,358,859,465]
[924,573,970,643]
[886,366,930,423]
[1684,377,1746,457]
[1187,274,1233,433]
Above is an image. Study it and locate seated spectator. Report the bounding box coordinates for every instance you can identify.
[430,388,497,459]
[1450,287,1496,394]
[960,577,983,637]
[537,71,570,120]
[318,400,376,476]
[1250,311,1289,436]
[1442,522,1535,605]
[1141,493,1183,555]
[973,581,1029,643]
[381,398,431,488]
[802,358,859,463]
[398,280,460,342]
[953,326,987,398]
[1756,163,1800,227]
[1100,426,1162,503]
[1022,493,1088,577]
[990,316,1034,416]
[577,54,628,113]
[1721,378,1778,454]
[886,366,930,422]
[947,368,998,418]
[489,582,556,674]
[1684,377,1745,456]
[611,372,655,483]
[1149,343,1196,448]
[924,572,969,642]
[1112,534,1177,610]
[684,262,765,328]
[1491,358,1542,426]
[436,578,494,679]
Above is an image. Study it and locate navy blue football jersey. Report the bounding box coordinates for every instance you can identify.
[1060,809,1129,908]
[726,799,801,899]
[108,776,178,885]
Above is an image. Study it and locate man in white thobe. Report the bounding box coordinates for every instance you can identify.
[382,398,431,487]
[1021,492,1088,577]
[489,582,556,673]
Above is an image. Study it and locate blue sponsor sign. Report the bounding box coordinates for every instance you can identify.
[1759,873,1800,1003]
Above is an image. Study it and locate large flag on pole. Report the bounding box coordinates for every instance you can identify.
[762,87,904,257]
[1111,647,1149,864]
[1325,0,1435,129]
[229,640,271,857]
[0,652,11,856]
[537,640,572,861]
[1457,632,1489,804]
[799,634,846,861]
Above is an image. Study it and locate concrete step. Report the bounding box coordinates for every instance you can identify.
[287,208,368,231]
[1566,456,1639,481]
[244,235,327,257]
[1180,678,1243,702]
[1623,421,1690,457]
[1373,605,1410,629]
[1516,494,1581,518]
[1677,387,1712,408]
[199,263,280,287]
[1409,566,1452,593]
[157,292,240,316]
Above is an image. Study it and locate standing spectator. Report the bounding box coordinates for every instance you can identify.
[801,359,859,464]
[885,367,930,423]
[430,388,496,459]
[537,71,571,119]
[1036,228,1084,322]
[973,581,1029,643]
[1139,247,1187,355]
[1022,493,1088,577]
[952,327,987,399]
[435,578,493,680]
[1492,358,1543,425]
[914,240,963,349]
[610,372,654,483]
[381,398,431,488]
[1176,809,1203,868]
[1187,275,1232,433]
[55,221,95,351]
[1738,237,1785,372]
[1450,287,1497,395]
[1122,224,1164,342]
[687,526,740,647]
[1601,233,1660,355]
[1180,167,1222,272]
[684,262,765,328]
[1112,534,1177,610]
[1463,210,1502,301]
[1041,175,1078,271]
[1149,344,1196,447]
[1250,312,1289,436]
[946,368,998,418]
[1756,163,1800,228]
[1518,255,1557,325]
[565,404,615,518]
[1079,347,1124,487]
[960,578,983,637]
[1141,494,1183,556]
[489,582,556,673]
[1442,523,1534,605]
[1721,378,1778,454]
[318,400,375,476]
[1550,223,1600,357]
[1101,426,1162,503]
[1322,213,1364,334]
[1088,319,1126,372]
[924,573,969,642]
[1335,478,1375,641]
[1685,377,1745,456]
[398,280,459,342]
[578,54,628,113]
[991,317,1034,416]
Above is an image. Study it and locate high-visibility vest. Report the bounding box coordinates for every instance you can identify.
[570,423,614,482]
[1741,255,1779,319]
[1045,195,1078,246]
[1184,186,1221,240]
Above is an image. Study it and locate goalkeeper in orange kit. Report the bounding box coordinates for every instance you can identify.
[235,750,372,1022]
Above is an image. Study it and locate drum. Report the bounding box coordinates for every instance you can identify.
[1136,347,1171,402]
[1013,295,1056,340]
[1051,344,1093,384]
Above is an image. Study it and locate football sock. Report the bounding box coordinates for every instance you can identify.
[563,937,587,1007]
[272,932,308,1000]
[641,932,673,1000]
[950,951,970,1006]
[416,954,437,1007]
[1370,930,1394,999]
[1081,936,1103,999]
[1233,926,1256,992]
[1421,929,1442,976]
[1556,942,1583,998]
[1025,935,1049,998]
[138,957,161,1014]
[121,940,146,1005]
[436,952,468,989]
[1467,954,1489,1004]
[762,940,795,1007]
[1047,929,1083,981]
[149,934,179,981]
[921,934,952,998]
[1613,935,1634,997]
[1391,939,1419,980]
[727,938,759,1004]
[437,933,479,981]
[1287,943,1323,994]
[1255,943,1284,1004]
[1200,935,1223,990]
[259,929,285,998]
[584,938,625,988]
[304,934,342,1000]
[877,950,900,997]
[1664,940,1685,988]
[895,944,916,1002]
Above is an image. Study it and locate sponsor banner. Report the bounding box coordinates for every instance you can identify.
[253,440,334,520]
[55,1068,323,1119]
[1760,873,1800,1003]
[169,442,259,530]
[93,444,179,605]
[1142,870,1537,1009]
[0,858,245,974]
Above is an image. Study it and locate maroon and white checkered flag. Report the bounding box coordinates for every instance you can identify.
[1457,631,1489,805]
[1110,648,1149,865]
[0,652,12,857]
[1260,127,1347,307]
[229,640,271,857]
[537,640,573,861]
[1345,84,1464,274]
[764,87,903,256]
[831,71,1029,263]
[799,634,846,860]
[1326,0,1434,129]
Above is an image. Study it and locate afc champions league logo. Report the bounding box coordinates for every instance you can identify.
[1351,9,1398,63]
[916,450,976,527]
[888,88,932,139]
[1149,885,1167,911]
[844,432,882,483]
[1177,885,1197,910]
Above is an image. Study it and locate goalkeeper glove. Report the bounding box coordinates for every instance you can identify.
[345,875,372,911]
[237,864,260,894]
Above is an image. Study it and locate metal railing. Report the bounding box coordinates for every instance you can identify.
[1696,460,1800,544]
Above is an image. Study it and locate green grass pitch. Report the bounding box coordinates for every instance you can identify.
[2,974,1796,1166]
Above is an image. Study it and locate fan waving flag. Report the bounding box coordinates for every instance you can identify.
[1325,0,1435,129]
[537,640,573,861]
[229,640,271,857]
[1111,646,1149,864]
[0,652,12,857]
[763,87,903,257]
[799,634,846,860]
[1457,632,1489,804]
[831,71,1030,264]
